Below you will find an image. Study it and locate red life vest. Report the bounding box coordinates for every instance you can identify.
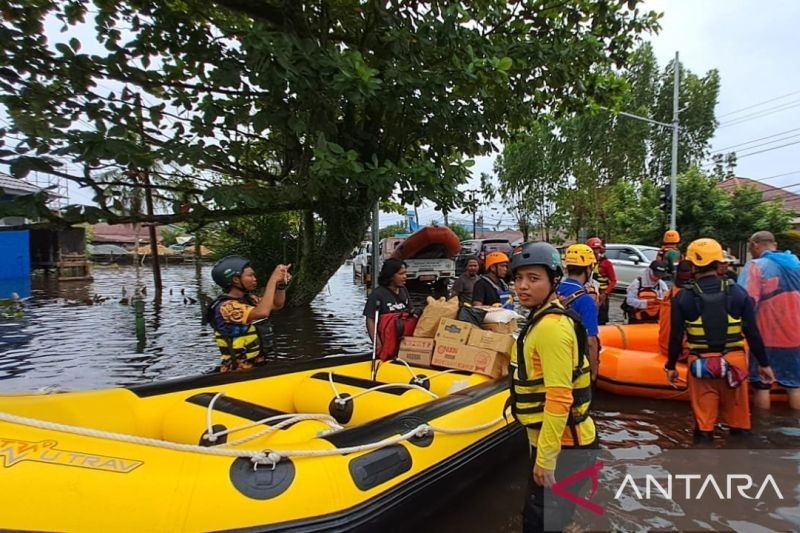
[376,312,418,361]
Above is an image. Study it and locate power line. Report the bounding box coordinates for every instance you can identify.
[714,132,800,156]
[717,100,800,129]
[711,127,800,153]
[736,139,800,160]
[717,89,800,119]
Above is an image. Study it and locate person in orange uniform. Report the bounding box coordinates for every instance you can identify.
[666,238,775,442]
[658,229,683,277]
[509,242,596,532]
[624,260,669,323]
[587,237,616,325]
[657,260,693,359]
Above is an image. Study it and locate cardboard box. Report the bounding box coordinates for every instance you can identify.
[435,318,474,345]
[431,340,509,378]
[482,320,519,335]
[397,337,435,367]
[467,328,515,355]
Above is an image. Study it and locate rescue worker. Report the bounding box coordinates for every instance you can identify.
[666,238,775,442]
[451,256,480,305]
[472,251,514,309]
[587,237,616,325]
[509,242,596,532]
[557,244,600,381]
[738,230,800,410]
[658,260,693,359]
[207,255,291,372]
[657,229,683,276]
[624,260,669,324]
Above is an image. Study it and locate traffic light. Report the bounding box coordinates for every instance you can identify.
[660,184,671,213]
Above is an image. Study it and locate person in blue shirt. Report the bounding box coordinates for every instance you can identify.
[557,244,600,381]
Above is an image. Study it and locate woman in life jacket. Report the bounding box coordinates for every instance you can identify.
[509,242,597,533]
[206,255,291,372]
[363,258,417,360]
[472,251,515,310]
[666,238,775,442]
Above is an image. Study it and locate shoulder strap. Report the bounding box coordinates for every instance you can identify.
[515,305,587,382]
[560,287,587,309]
[480,275,501,291]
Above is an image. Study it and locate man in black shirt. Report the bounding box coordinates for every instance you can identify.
[363,258,411,341]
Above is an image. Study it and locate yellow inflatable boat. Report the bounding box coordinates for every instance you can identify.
[0,354,520,531]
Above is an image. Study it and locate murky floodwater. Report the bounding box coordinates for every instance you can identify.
[1,264,798,531]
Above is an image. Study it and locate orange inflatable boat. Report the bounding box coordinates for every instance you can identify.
[392,226,461,260]
[598,324,787,402]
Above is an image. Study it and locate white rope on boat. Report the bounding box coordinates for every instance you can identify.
[0,410,506,466]
[392,359,458,383]
[220,415,344,448]
[327,372,438,405]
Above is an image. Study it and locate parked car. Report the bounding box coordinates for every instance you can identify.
[455,239,513,276]
[603,244,660,290]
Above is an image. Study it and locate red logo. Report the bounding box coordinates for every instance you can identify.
[551,461,605,516]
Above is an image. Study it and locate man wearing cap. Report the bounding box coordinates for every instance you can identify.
[624,260,669,323]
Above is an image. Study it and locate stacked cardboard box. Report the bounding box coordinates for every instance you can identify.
[428,318,512,378]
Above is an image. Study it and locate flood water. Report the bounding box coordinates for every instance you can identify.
[1,263,798,531]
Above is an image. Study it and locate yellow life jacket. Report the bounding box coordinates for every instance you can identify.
[592,264,609,292]
[508,303,592,437]
[207,294,273,371]
[684,280,745,355]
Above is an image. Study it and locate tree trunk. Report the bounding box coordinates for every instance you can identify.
[286,201,372,306]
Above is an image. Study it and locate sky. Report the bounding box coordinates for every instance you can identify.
[383,0,800,229]
[17,1,800,227]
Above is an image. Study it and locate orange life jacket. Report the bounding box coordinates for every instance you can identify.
[633,278,660,322]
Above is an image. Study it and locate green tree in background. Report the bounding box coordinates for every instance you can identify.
[495,43,721,240]
[1,1,659,303]
[604,168,792,249]
[379,222,408,240]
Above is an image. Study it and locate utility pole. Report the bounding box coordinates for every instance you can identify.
[371,201,379,290]
[600,49,681,229]
[135,93,162,297]
[670,51,680,230]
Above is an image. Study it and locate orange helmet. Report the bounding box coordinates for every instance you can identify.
[663,229,681,245]
[484,251,510,271]
[586,237,604,252]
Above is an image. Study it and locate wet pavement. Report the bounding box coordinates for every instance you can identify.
[0,263,798,531]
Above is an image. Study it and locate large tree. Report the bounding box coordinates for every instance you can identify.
[0,0,659,303]
[495,43,720,240]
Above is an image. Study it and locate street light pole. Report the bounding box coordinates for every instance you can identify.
[670,51,680,230]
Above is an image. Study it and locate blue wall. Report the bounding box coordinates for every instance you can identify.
[0,230,31,298]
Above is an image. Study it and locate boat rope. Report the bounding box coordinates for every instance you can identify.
[0,410,505,467]
[392,359,458,384]
[328,372,439,405]
[201,392,343,444]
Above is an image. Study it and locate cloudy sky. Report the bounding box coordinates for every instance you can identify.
[384,0,800,229]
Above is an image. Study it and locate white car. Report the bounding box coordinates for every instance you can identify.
[603,244,661,290]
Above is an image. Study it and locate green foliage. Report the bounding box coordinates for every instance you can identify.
[447,224,472,242]
[1,1,659,302]
[604,168,792,248]
[778,230,800,257]
[160,224,187,246]
[495,43,721,239]
[379,222,408,240]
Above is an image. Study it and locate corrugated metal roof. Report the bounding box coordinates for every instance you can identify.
[0,173,43,195]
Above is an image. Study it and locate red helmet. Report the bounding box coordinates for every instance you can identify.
[586,237,605,252]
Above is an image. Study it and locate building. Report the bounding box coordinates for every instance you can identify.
[92,222,163,249]
[718,176,800,228]
[0,172,46,227]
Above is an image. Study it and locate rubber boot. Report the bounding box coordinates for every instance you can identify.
[693,428,714,443]
[728,427,752,438]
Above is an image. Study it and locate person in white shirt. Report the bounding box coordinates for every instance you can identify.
[624,260,669,323]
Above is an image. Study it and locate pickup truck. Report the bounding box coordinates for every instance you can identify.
[353,237,455,295]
